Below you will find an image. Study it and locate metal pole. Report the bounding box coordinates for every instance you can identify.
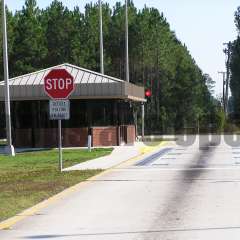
[88,134,92,152]
[125,0,129,82]
[222,72,226,111]
[2,0,15,156]
[223,42,231,114]
[225,42,231,114]
[135,111,138,138]
[142,102,145,141]
[58,120,63,172]
[197,118,200,135]
[99,0,104,74]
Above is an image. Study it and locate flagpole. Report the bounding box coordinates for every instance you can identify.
[125,0,129,82]
[2,0,15,156]
[99,0,104,74]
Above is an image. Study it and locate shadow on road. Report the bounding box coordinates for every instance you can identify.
[22,225,240,239]
[151,142,218,232]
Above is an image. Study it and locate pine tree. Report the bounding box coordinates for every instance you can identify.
[0,0,218,134]
[12,0,47,75]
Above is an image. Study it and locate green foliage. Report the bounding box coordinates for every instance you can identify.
[230,7,240,121]
[230,39,240,118]
[214,109,225,132]
[0,0,219,134]
[11,0,47,75]
[235,7,240,35]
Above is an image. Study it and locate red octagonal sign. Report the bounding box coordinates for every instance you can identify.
[44,69,75,99]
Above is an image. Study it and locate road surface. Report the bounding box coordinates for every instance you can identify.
[1,135,240,239]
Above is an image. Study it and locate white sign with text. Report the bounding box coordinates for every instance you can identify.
[49,100,70,120]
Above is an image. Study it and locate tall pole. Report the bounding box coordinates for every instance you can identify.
[223,42,231,115]
[218,71,226,112]
[125,0,129,82]
[2,0,15,156]
[99,0,104,74]
[225,42,231,114]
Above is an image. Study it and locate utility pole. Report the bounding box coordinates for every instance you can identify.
[223,42,232,115]
[2,0,15,156]
[99,0,104,74]
[218,71,226,112]
[125,0,129,82]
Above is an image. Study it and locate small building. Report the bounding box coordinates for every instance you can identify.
[0,63,145,148]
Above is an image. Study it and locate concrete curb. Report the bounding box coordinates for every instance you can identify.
[0,141,168,230]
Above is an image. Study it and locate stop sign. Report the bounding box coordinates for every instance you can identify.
[44,69,75,99]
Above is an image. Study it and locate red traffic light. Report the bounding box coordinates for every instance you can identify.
[145,89,152,97]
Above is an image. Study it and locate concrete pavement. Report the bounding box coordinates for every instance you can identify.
[2,136,240,239]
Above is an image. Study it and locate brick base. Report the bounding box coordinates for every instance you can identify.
[126,125,136,144]
[15,129,33,148]
[92,127,118,147]
[14,125,136,148]
[15,128,88,148]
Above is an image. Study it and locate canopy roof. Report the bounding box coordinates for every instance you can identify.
[0,63,145,102]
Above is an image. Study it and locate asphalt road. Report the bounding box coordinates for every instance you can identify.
[2,135,240,239]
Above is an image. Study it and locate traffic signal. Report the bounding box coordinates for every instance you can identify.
[145,89,152,98]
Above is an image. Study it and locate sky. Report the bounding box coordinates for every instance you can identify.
[5,0,240,96]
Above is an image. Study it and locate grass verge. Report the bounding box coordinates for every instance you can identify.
[0,148,112,222]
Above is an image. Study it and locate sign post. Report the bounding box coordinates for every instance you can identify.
[49,99,70,171]
[58,119,63,171]
[44,69,74,172]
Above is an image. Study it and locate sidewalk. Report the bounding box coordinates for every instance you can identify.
[64,144,141,171]
[63,141,171,171]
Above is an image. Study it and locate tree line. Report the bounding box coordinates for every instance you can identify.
[230,7,240,124]
[0,0,222,134]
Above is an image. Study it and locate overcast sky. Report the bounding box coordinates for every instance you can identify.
[5,0,240,96]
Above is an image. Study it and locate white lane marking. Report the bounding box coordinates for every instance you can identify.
[152,167,240,171]
[114,167,240,171]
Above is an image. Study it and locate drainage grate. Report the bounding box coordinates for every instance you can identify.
[152,163,169,166]
[167,153,182,156]
[136,148,173,166]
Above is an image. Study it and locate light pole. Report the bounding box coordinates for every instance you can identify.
[99,0,104,74]
[125,0,129,82]
[2,0,15,156]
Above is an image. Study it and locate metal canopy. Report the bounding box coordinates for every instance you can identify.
[0,63,146,102]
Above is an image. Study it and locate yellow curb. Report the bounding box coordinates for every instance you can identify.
[140,141,169,154]
[0,142,169,230]
[0,168,113,230]
[117,141,169,168]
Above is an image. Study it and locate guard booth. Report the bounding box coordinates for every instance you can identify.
[0,63,145,148]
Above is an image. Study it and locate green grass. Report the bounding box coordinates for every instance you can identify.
[0,148,112,222]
